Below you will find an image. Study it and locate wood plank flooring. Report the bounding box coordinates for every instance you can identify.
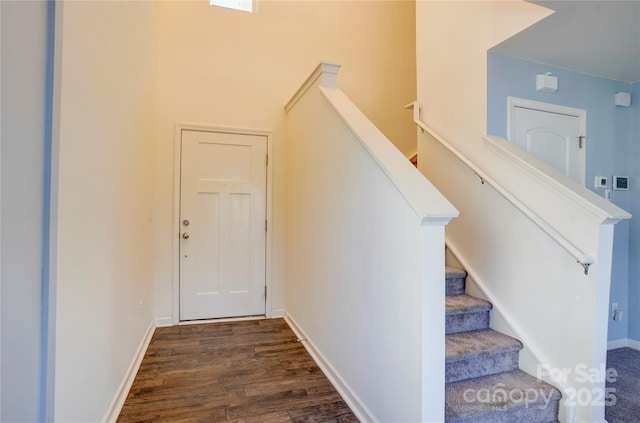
[117,318,358,423]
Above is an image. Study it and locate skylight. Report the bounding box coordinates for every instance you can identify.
[210,0,253,13]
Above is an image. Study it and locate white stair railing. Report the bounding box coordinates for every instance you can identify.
[285,63,458,423]
[406,101,600,274]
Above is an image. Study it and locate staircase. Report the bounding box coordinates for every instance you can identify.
[444,266,562,422]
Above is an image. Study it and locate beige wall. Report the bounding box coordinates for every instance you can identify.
[284,63,458,419]
[51,2,157,421]
[153,0,416,321]
[3,0,415,420]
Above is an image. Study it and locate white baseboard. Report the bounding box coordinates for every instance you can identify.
[270,308,285,318]
[608,338,640,351]
[101,320,155,423]
[154,316,173,327]
[608,339,628,350]
[158,312,284,327]
[284,312,378,423]
[177,315,266,325]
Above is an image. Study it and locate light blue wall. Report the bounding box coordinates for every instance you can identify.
[628,81,640,342]
[487,52,634,342]
[1,1,54,421]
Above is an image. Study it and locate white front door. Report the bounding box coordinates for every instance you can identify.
[508,98,586,184]
[179,130,267,321]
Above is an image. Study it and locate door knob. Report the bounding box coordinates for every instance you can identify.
[182,232,190,239]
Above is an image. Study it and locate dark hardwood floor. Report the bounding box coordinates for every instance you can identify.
[117,318,358,423]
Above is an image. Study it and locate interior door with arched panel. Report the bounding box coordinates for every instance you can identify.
[508,98,586,185]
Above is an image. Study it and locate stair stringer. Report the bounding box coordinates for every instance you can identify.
[445,239,574,423]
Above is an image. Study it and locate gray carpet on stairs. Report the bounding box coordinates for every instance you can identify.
[446,266,466,296]
[446,329,522,383]
[446,294,492,334]
[445,369,561,423]
[606,347,640,423]
[445,265,561,422]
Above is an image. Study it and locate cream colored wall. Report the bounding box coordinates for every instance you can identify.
[284,68,456,422]
[153,0,416,321]
[51,2,157,421]
[416,1,550,145]
[416,2,619,422]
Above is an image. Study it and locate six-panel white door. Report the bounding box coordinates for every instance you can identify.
[510,102,586,184]
[179,130,267,320]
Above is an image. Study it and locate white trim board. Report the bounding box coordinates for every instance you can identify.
[101,320,155,423]
[172,123,275,324]
[445,240,555,371]
[270,309,285,318]
[608,338,640,351]
[177,315,266,325]
[154,317,173,328]
[284,313,379,423]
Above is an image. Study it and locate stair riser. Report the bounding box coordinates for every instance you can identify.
[447,400,560,423]
[446,278,465,296]
[446,351,519,383]
[444,267,560,422]
[446,311,490,334]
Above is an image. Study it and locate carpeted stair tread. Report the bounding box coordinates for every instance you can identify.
[443,264,560,420]
[446,266,467,279]
[446,294,492,334]
[445,369,562,423]
[446,266,467,296]
[446,294,492,315]
[445,329,523,382]
[446,329,522,361]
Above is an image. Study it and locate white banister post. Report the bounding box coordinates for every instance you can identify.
[420,216,456,422]
[318,62,341,88]
[284,62,341,113]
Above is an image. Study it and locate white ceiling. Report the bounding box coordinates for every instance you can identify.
[490,1,640,83]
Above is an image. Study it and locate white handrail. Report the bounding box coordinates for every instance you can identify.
[405,101,595,275]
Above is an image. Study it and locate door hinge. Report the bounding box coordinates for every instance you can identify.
[578,136,586,149]
[264,286,267,299]
[266,154,269,166]
[265,219,268,232]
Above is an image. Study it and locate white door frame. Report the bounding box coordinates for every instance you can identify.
[506,96,587,185]
[172,123,274,325]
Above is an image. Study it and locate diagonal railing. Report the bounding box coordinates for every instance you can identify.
[405,101,597,274]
